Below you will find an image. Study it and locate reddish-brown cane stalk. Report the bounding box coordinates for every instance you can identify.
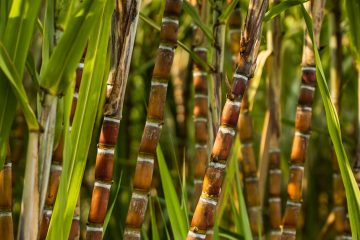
[281,1,326,239]
[187,0,269,239]
[0,147,13,240]
[329,1,352,237]
[86,1,142,239]
[123,1,183,239]
[190,0,210,212]
[266,0,282,238]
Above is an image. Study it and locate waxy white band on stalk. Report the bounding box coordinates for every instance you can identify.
[219,126,235,136]
[227,99,241,108]
[137,156,154,164]
[94,181,112,190]
[269,148,281,153]
[298,106,312,112]
[269,197,281,203]
[195,94,208,99]
[270,230,282,236]
[229,29,241,34]
[145,121,162,129]
[206,230,214,235]
[244,176,258,182]
[241,142,253,148]
[200,196,217,206]
[78,63,84,69]
[340,236,353,240]
[300,85,316,92]
[269,169,281,175]
[194,117,207,123]
[50,164,63,172]
[333,206,345,211]
[73,92,79,99]
[233,73,249,81]
[0,212,12,217]
[295,131,310,139]
[290,165,304,171]
[97,148,115,155]
[159,45,174,52]
[87,226,103,232]
[132,192,148,201]
[209,161,227,169]
[104,116,120,124]
[193,47,208,52]
[43,209,53,216]
[73,216,80,221]
[152,81,168,88]
[287,200,302,207]
[282,228,297,236]
[4,162,12,168]
[193,71,207,77]
[188,231,206,239]
[162,17,179,25]
[124,229,141,237]
[301,66,316,72]
[195,144,207,149]
[194,179,203,184]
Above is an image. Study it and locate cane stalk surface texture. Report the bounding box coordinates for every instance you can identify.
[123,1,183,239]
[266,0,282,238]
[329,1,351,237]
[281,1,325,239]
[86,1,142,239]
[187,0,268,239]
[0,148,13,240]
[190,0,210,211]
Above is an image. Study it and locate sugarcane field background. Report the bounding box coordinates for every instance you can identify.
[2,0,360,239]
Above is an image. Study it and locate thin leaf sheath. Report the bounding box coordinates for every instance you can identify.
[238,93,263,238]
[39,60,84,240]
[281,1,325,239]
[330,1,351,237]
[124,1,182,239]
[187,1,269,238]
[191,0,209,210]
[0,148,13,240]
[267,0,282,238]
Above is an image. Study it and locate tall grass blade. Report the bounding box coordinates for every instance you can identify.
[156,146,187,240]
[150,196,161,240]
[182,1,213,42]
[46,0,113,238]
[301,5,360,239]
[40,0,107,95]
[263,0,307,22]
[344,0,360,62]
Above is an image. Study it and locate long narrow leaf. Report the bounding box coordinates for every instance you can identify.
[46,0,113,238]
[157,146,187,240]
[264,0,307,22]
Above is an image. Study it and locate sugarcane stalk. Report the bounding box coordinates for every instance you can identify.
[0,147,13,240]
[329,1,352,238]
[265,0,282,238]
[211,0,226,134]
[190,0,210,211]
[187,0,268,239]
[238,92,263,238]
[17,131,39,240]
[86,1,142,239]
[281,1,325,239]
[123,1,183,239]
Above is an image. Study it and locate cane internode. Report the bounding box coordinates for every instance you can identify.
[0,150,13,240]
[123,1,183,238]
